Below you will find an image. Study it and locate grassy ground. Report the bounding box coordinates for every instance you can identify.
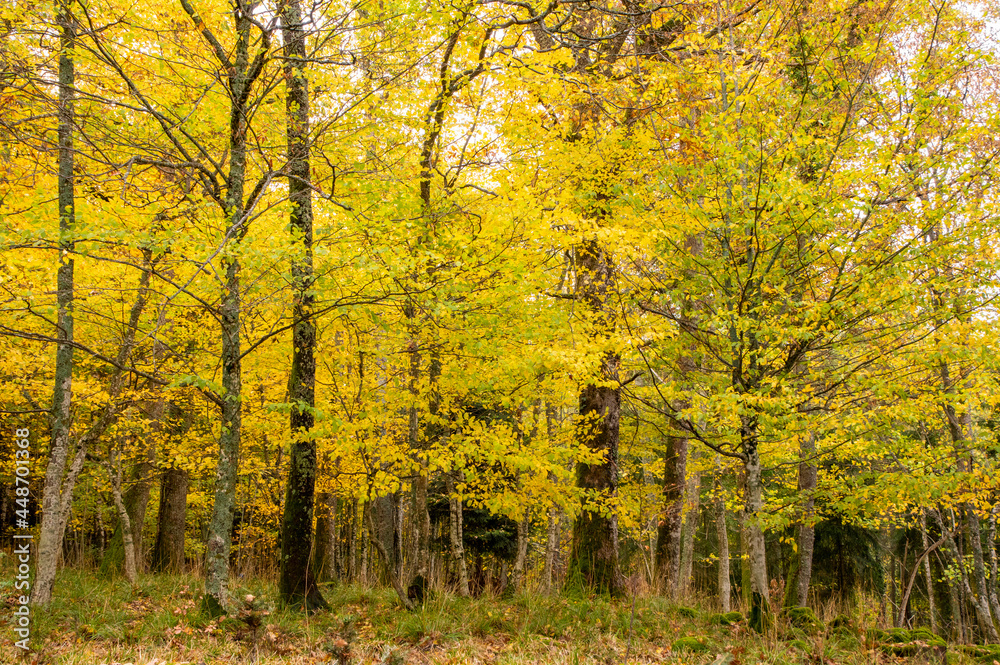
[0,569,996,664]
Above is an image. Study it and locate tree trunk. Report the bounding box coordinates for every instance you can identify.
[109,450,137,586]
[446,471,470,596]
[152,467,188,572]
[277,0,326,612]
[192,0,258,614]
[513,507,530,591]
[936,508,998,642]
[654,435,686,598]
[312,491,335,582]
[785,433,817,608]
[715,472,731,612]
[966,506,999,641]
[679,469,700,597]
[742,415,770,632]
[101,442,155,576]
[920,511,938,636]
[544,505,561,591]
[365,499,414,610]
[988,505,1000,626]
[34,0,77,607]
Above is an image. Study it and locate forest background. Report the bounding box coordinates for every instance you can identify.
[2,0,1000,661]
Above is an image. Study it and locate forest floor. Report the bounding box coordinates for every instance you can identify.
[1,570,997,665]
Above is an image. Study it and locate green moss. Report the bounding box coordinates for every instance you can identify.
[960,644,1000,663]
[677,606,697,619]
[865,627,888,643]
[672,636,710,653]
[782,606,824,635]
[910,628,946,647]
[829,614,853,630]
[708,611,744,626]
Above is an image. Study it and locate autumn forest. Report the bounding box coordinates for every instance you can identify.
[1,0,1000,661]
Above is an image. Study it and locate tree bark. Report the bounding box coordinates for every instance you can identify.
[513,507,530,591]
[654,435,686,598]
[785,433,817,608]
[101,439,155,576]
[568,238,622,596]
[109,449,137,586]
[715,471,731,612]
[742,414,770,632]
[152,467,189,572]
[36,250,150,604]
[679,468,700,597]
[312,491,335,582]
[365,499,414,610]
[186,0,261,615]
[277,0,327,612]
[920,511,938,635]
[34,0,77,607]
[569,359,622,595]
[988,505,1000,626]
[446,470,470,596]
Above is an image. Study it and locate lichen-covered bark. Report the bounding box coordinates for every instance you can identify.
[277,0,326,612]
[34,0,77,607]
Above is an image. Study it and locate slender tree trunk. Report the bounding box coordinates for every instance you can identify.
[101,441,155,575]
[988,505,1000,625]
[34,0,77,607]
[277,0,326,612]
[37,251,149,603]
[785,433,817,608]
[513,507,530,591]
[312,491,335,582]
[935,508,998,642]
[654,435,686,598]
[715,471,731,612]
[921,511,938,635]
[679,469,700,597]
[941,396,999,640]
[544,505,561,592]
[365,498,414,610]
[152,467,189,572]
[966,506,998,641]
[109,450,137,585]
[446,470,470,596]
[192,0,258,614]
[742,415,770,631]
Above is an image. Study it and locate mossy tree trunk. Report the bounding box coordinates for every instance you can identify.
[277,0,327,612]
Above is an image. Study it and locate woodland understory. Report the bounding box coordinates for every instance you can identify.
[2,0,1000,660]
